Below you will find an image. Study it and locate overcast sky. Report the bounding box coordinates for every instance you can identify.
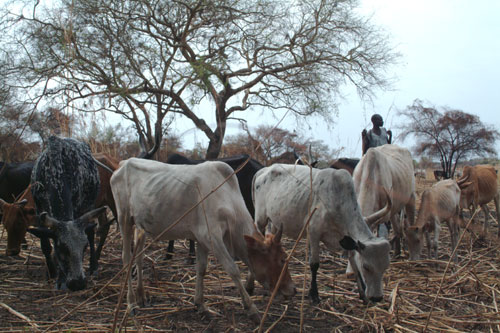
[177,0,500,159]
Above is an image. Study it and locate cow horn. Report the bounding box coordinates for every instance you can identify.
[456,174,469,186]
[15,199,28,207]
[0,198,6,209]
[78,206,107,227]
[365,189,392,228]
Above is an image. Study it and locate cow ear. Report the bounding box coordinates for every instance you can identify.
[0,198,6,210]
[85,222,97,234]
[339,236,357,251]
[27,227,56,239]
[244,235,266,252]
[40,212,60,230]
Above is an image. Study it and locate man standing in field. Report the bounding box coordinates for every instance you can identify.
[362,114,392,155]
[361,113,393,238]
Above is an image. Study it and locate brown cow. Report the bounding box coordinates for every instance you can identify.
[457,165,500,237]
[92,153,119,261]
[0,185,37,256]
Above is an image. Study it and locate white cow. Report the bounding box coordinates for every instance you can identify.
[406,179,462,261]
[353,144,416,256]
[111,158,295,324]
[253,164,391,304]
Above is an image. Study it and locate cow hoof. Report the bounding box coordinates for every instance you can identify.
[308,292,320,305]
[128,304,139,317]
[196,304,210,317]
[249,310,261,325]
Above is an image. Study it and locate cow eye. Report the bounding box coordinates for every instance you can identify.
[363,264,371,273]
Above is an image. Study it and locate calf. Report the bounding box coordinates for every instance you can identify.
[253,164,391,304]
[29,136,105,291]
[0,185,37,256]
[110,158,295,324]
[457,165,500,237]
[405,179,462,261]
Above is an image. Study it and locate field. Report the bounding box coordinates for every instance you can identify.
[1,179,500,332]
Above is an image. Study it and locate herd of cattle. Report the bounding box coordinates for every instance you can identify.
[1,136,499,324]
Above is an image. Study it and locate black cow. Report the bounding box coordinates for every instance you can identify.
[434,170,446,180]
[28,136,105,291]
[165,153,264,261]
[330,158,360,175]
[0,161,35,203]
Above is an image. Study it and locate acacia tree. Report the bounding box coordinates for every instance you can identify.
[398,99,499,178]
[3,0,398,158]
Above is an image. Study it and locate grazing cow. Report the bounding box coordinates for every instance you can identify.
[353,144,416,256]
[28,136,105,291]
[0,185,37,256]
[406,179,462,261]
[92,153,119,261]
[330,158,360,175]
[165,153,263,260]
[253,164,391,304]
[111,158,295,323]
[457,165,500,237]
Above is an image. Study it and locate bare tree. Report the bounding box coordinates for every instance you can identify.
[3,0,398,158]
[398,99,499,178]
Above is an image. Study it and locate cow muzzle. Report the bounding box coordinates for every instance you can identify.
[67,277,86,291]
[369,295,383,303]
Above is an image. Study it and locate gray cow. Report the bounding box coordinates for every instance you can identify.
[253,164,391,304]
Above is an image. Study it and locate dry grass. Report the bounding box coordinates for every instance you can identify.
[1,179,500,332]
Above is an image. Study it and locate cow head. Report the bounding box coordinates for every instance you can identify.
[27,206,106,291]
[405,224,425,261]
[0,198,37,256]
[244,225,296,298]
[340,235,390,303]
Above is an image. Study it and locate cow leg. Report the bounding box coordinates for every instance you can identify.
[194,242,209,314]
[134,228,146,307]
[95,212,112,262]
[481,204,490,238]
[390,214,402,257]
[119,216,137,311]
[85,225,98,276]
[206,238,260,324]
[188,239,195,264]
[41,237,57,279]
[308,235,321,304]
[494,193,500,237]
[431,219,441,260]
[166,240,175,260]
[447,219,459,262]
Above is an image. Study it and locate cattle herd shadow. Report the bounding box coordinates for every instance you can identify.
[1,181,500,332]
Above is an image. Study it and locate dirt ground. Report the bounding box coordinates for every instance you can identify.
[1,178,500,332]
